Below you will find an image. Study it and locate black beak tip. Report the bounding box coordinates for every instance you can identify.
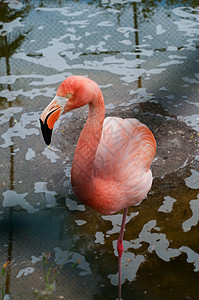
[39,118,52,146]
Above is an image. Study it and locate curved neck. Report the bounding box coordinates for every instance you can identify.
[71,90,105,187]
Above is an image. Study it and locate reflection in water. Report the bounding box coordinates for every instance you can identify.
[4,34,14,297]
[0,2,28,294]
[133,2,142,89]
[5,211,13,295]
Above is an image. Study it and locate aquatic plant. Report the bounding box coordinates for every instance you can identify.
[33,252,80,300]
[0,261,10,300]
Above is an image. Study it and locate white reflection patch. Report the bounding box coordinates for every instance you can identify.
[34,181,57,208]
[0,111,40,148]
[54,247,92,276]
[95,231,105,245]
[3,190,38,213]
[158,196,177,213]
[180,246,199,272]
[130,220,180,262]
[108,246,145,285]
[42,147,61,163]
[185,169,199,189]
[102,212,138,235]
[16,267,34,278]
[182,196,199,232]
[25,148,35,161]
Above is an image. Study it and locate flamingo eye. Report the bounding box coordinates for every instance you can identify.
[67,93,72,99]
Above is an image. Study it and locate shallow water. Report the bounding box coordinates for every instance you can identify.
[0,0,199,299]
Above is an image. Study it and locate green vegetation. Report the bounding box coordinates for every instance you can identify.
[0,261,9,300]
[34,252,81,300]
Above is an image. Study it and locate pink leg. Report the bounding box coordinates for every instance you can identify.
[117,207,128,300]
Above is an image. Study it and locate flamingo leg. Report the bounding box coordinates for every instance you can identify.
[117,207,128,300]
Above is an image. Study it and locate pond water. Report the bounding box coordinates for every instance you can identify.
[0,0,199,299]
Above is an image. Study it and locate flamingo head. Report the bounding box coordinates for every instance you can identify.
[39,75,99,145]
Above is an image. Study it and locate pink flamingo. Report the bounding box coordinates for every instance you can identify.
[40,76,156,299]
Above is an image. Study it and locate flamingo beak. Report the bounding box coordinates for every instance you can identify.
[39,96,63,145]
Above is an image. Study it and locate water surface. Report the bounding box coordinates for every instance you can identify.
[0,0,199,299]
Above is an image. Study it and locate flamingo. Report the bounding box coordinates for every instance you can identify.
[39,75,156,300]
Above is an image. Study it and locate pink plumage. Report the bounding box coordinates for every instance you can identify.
[40,75,156,300]
[72,116,156,214]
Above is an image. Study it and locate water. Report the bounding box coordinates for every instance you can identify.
[0,0,199,299]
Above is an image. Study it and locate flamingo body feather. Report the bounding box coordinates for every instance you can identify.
[72,116,156,214]
[39,75,156,300]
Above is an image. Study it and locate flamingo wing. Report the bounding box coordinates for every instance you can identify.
[87,117,156,214]
[88,117,156,214]
[94,116,156,179]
